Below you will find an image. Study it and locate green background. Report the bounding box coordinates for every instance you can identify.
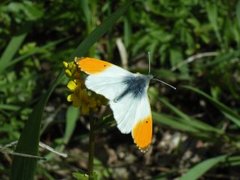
[1,0,240,179]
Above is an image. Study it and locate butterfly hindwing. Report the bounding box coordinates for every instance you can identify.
[110,91,152,151]
[131,93,152,151]
[109,92,140,134]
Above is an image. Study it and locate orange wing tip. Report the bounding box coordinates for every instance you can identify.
[132,115,152,152]
[75,57,112,74]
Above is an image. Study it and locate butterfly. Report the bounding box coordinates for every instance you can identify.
[76,57,175,151]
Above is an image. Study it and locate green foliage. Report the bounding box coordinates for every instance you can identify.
[0,0,240,179]
[127,0,240,67]
[73,172,89,180]
[63,107,80,144]
[180,155,228,180]
[9,1,133,180]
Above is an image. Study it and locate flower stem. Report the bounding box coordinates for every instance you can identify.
[88,116,95,180]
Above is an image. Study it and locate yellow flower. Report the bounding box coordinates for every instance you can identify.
[63,59,105,115]
[67,80,77,91]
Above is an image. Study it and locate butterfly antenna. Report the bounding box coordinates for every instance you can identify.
[148,51,151,75]
[147,52,176,90]
[152,78,176,90]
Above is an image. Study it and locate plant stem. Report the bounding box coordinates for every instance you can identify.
[88,116,95,180]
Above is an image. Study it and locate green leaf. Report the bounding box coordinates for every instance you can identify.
[10,73,65,180]
[226,156,240,166]
[8,38,68,68]
[0,25,28,73]
[80,0,91,25]
[7,2,43,21]
[206,50,240,67]
[22,1,43,21]
[72,170,99,180]
[0,104,20,111]
[10,1,133,179]
[123,15,132,47]
[205,2,221,44]
[153,112,200,134]
[170,49,188,76]
[237,0,240,28]
[0,2,44,73]
[158,97,222,134]
[183,85,240,128]
[180,155,227,180]
[73,172,88,180]
[71,1,133,58]
[63,107,80,144]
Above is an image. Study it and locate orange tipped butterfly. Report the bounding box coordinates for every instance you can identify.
[76,55,176,152]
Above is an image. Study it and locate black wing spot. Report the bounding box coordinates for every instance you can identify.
[146,121,148,123]
[114,75,151,101]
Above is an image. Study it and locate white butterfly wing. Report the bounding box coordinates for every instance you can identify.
[109,92,139,133]
[77,57,132,100]
[77,57,152,151]
[110,92,152,151]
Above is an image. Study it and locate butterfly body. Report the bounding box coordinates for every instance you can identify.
[113,73,153,103]
[76,57,153,151]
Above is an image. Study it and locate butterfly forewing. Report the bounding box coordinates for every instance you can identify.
[77,57,132,100]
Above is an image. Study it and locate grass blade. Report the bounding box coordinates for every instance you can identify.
[205,2,221,44]
[10,74,65,180]
[180,155,227,180]
[153,112,200,134]
[71,0,134,58]
[183,85,240,128]
[8,38,68,68]
[0,25,29,73]
[206,50,240,67]
[159,97,222,134]
[0,104,20,111]
[237,0,240,28]
[63,107,79,144]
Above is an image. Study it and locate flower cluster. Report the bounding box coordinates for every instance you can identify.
[63,58,105,115]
